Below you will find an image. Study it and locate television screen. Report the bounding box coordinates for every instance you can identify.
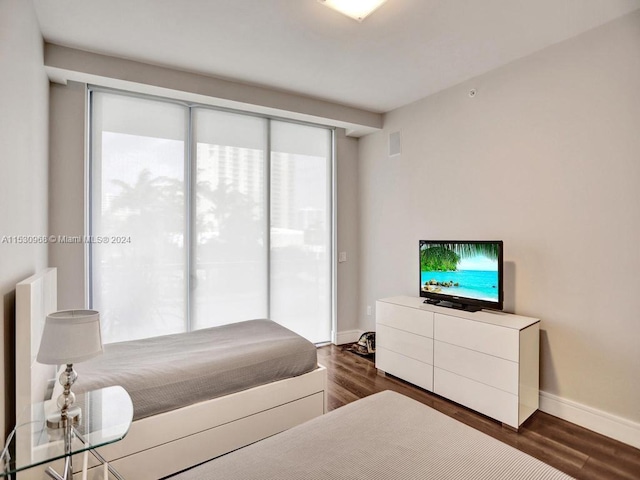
[419,240,503,311]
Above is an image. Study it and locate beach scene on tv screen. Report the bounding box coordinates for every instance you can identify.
[420,243,499,302]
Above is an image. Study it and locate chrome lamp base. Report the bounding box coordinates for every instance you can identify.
[46,405,81,429]
[46,363,80,429]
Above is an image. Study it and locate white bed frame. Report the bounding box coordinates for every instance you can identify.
[15,268,328,480]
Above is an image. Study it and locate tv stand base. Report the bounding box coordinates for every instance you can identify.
[423,298,482,312]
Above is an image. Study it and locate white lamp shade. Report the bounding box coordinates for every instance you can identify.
[37,310,103,365]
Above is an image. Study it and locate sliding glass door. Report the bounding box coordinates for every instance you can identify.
[270,121,332,343]
[90,90,332,344]
[193,109,268,329]
[91,93,188,343]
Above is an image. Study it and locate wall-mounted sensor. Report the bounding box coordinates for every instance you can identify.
[468,89,477,98]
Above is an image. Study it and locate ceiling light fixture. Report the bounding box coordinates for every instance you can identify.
[318,0,387,22]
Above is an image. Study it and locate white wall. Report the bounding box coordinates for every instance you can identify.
[44,44,382,137]
[0,0,49,438]
[335,130,360,343]
[49,81,86,309]
[359,10,640,429]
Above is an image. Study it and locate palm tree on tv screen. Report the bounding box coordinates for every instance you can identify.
[420,243,499,272]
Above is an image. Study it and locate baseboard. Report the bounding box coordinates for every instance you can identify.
[334,329,363,345]
[539,390,640,449]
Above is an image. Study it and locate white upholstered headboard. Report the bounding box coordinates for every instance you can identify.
[15,268,58,421]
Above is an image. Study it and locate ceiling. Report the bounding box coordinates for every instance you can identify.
[33,0,640,113]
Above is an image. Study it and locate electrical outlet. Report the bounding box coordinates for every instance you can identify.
[338,251,347,263]
[367,305,372,316]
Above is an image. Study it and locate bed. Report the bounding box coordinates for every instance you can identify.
[15,268,327,480]
[172,390,574,480]
[70,318,319,422]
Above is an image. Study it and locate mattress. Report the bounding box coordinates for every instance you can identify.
[71,319,318,420]
[173,390,574,480]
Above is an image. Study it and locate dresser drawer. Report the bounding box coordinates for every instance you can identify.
[434,313,519,361]
[376,301,433,338]
[434,367,519,427]
[376,347,433,391]
[377,324,433,364]
[434,341,518,394]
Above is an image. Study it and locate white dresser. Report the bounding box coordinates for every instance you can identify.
[375,296,540,429]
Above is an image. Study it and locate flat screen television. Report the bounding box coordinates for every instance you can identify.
[419,240,503,312]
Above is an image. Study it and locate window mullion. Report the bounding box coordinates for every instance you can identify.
[266,119,272,319]
[185,106,195,333]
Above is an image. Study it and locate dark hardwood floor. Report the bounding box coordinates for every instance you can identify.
[317,344,640,480]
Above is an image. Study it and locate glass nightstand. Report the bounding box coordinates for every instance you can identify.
[1,386,133,479]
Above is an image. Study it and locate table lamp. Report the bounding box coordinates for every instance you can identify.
[37,310,103,428]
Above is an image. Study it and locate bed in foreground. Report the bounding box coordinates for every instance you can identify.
[172,390,574,480]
